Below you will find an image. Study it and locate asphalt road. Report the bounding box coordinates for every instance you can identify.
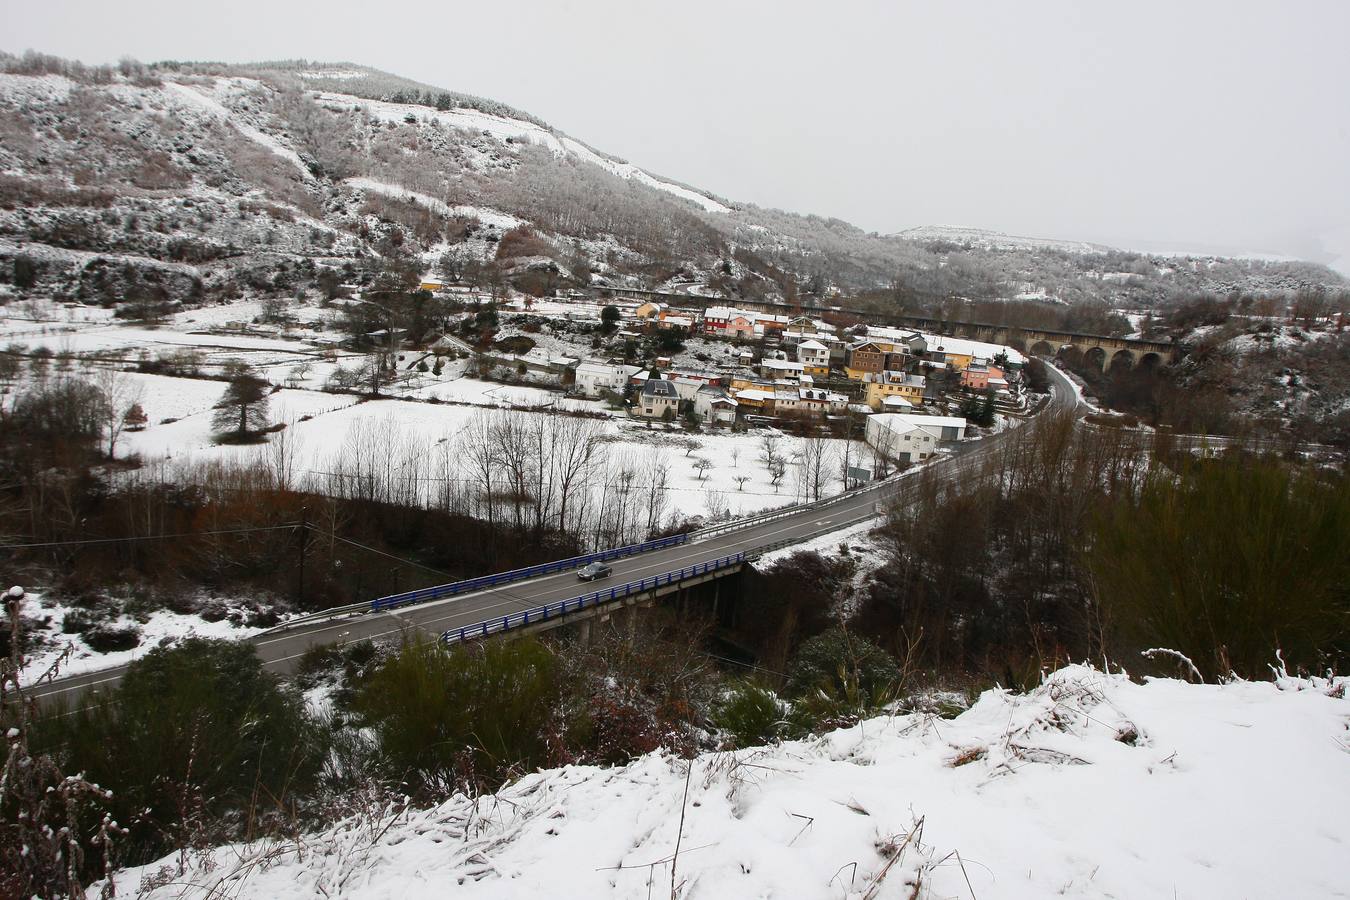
[31,367,1080,710]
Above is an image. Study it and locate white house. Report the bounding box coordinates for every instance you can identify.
[574,361,641,398]
[796,339,831,370]
[867,412,967,449]
[865,415,945,463]
[693,386,738,425]
[759,358,806,381]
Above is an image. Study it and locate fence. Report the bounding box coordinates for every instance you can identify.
[440,552,746,643]
[371,533,691,612]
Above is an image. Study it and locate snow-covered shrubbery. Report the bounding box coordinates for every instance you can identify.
[99,664,1350,900]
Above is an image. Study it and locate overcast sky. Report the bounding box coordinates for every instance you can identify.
[6,0,1350,270]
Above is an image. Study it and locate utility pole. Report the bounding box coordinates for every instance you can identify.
[297,508,309,606]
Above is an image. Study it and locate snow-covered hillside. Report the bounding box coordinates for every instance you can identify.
[312,88,731,214]
[104,665,1350,899]
[2,54,1342,310]
[895,225,1113,255]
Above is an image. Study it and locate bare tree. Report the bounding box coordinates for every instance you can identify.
[732,474,751,491]
[643,449,671,535]
[759,433,781,472]
[550,416,603,534]
[266,419,304,493]
[692,458,713,481]
[459,411,502,534]
[798,433,834,502]
[95,368,144,459]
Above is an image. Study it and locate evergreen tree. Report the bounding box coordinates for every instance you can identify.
[211,372,270,439]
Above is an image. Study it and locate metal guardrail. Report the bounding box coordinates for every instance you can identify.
[439,552,747,643]
[259,600,370,635]
[691,475,899,542]
[371,533,691,612]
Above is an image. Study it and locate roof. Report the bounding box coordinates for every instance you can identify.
[798,339,828,351]
[641,378,678,398]
[867,415,940,439]
[882,395,915,408]
[697,386,737,406]
[875,413,967,431]
[735,388,774,402]
[577,361,639,378]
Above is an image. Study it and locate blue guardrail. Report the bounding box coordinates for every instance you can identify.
[371,533,691,612]
[440,552,746,644]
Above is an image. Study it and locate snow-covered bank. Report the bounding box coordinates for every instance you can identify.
[103,665,1350,899]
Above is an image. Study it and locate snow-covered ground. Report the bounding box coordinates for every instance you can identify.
[118,389,864,522]
[102,665,1350,899]
[754,515,884,567]
[16,589,268,686]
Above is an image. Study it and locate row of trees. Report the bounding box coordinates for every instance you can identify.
[852,411,1349,684]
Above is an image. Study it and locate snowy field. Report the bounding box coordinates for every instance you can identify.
[0,297,884,530]
[103,665,1350,899]
[118,390,867,523]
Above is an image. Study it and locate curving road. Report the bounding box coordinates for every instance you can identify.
[31,367,1082,710]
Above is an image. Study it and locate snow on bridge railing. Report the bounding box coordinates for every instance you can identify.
[439,552,746,644]
[371,533,691,612]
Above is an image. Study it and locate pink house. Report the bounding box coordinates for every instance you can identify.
[961,363,1003,390]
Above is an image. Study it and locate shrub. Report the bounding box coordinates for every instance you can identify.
[81,624,140,653]
[786,628,901,699]
[711,681,787,749]
[354,637,567,795]
[39,638,324,865]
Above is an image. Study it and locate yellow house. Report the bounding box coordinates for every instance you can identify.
[935,346,973,370]
[634,301,663,319]
[729,374,772,393]
[863,371,926,410]
[419,278,445,292]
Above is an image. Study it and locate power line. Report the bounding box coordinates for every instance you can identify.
[0,523,299,551]
[301,523,457,580]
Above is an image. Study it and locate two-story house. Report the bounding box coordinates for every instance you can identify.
[863,371,926,410]
[796,339,832,377]
[635,377,680,420]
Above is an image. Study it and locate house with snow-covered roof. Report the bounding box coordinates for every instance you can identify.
[796,339,831,376]
[865,415,943,463]
[693,385,738,426]
[862,371,926,410]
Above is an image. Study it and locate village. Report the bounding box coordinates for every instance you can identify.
[405,280,1031,470]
